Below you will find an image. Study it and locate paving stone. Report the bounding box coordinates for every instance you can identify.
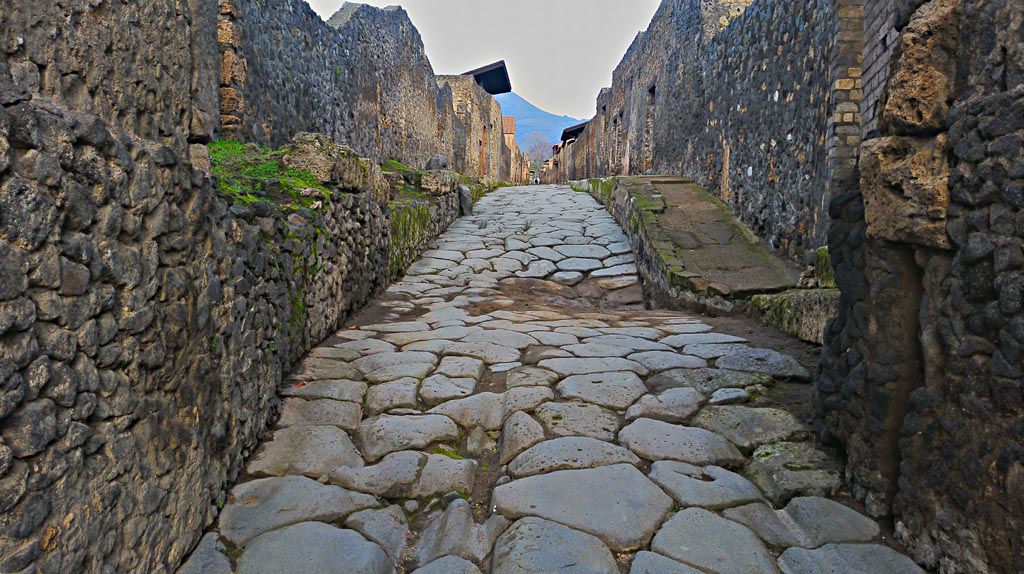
[625,388,704,423]
[337,338,397,356]
[429,393,503,430]
[535,401,622,441]
[744,442,842,505]
[529,331,577,346]
[421,249,464,262]
[584,334,672,351]
[660,332,748,347]
[353,351,438,374]
[709,387,750,404]
[493,257,524,272]
[383,326,478,346]
[554,244,611,259]
[236,522,394,574]
[248,425,363,479]
[330,451,425,497]
[492,464,673,551]
[278,398,362,431]
[628,351,707,371]
[412,556,482,574]
[618,418,745,467]
[647,368,773,394]
[593,276,638,288]
[280,378,367,403]
[778,544,927,574]
[465,426,496,456]
[723,497,880,550]
[291,358,363,382]
[648,461,764,510]
[629,552,704,574]
[551,271,584,285]
[555,371,647,409]
[345,506,409,564]
[356,414,460,461]
[407,340,521,364]
[220,476,378,546]
[463,329,538,349]
[415,499,509,566]
[309,346,362,361]
[604,283,645,304]
[505,366,559,388]
[682,343,751,359]
[562,343,634,358]
[365,377,420,415]
[608,242,632,255]
[502,386,554,417]
[361,321,431,333]
[590,263,638,277]
[414,454,477,498]
[420,374,476,406]
[366,362,436,383]
[604,253,636,266]
[504,250,538,265]
[499,411,546,465]
[507,437,640,478]
[717,348,812,381]
[651,508,780,574]
[176,533,231,574]
[691,406,810,453]
[527,246,566,261]
[556,257,604,272]
[538,357,648,376]
[516,260,558,278]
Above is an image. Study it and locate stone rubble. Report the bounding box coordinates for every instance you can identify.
[177,186,924,574]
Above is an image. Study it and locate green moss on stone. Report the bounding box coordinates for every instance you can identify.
[208,140,330,212]
[815,247,836,288]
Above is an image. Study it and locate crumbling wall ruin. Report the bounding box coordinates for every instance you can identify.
[218,0,528,183]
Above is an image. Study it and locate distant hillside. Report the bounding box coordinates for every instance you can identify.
[495,92,585,148]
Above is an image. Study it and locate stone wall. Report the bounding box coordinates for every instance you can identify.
[219,0,528,183]
[545,0,863,262]
[0,2,478,574]
[818,1,1024,572]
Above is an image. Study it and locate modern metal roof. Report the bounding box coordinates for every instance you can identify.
[560,121,589,143]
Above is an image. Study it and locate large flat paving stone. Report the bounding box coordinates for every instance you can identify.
[280,378,367,403]
[507,436,640,478]
[490,517,619,574]
[625,388,704,423]
[619,418,745,467]
[660,332,747,347]
[247,425,363,478]
[491,464,673,551]
[778,543,927,574]
[538,357,648,376]
[628,351,707,371]
[535,401,622,441]
[220,476,377,546]
[345,505,409,565]
[176,533,231,574]
[691,406,810,453]
[356,414,460,461]
[647,367,773,394]
[651,508,780,574]
[278,398,362,430]
[555,371,647,409]
[649,461,764,510]
[745,442,842,505]
[630,552,704,574]
[412,556,482,574]
[500,411,546,464]
[236,522,394,574]
[716,347,811,381]
[414,499,509,566]
[723,497,880,550]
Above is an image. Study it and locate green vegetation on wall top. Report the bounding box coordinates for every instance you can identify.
[208,140,331,212]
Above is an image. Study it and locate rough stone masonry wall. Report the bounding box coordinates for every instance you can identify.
[559,0,863,262]
[818,0,1024,572]
[0,3,468,574]
[219,0,528,183]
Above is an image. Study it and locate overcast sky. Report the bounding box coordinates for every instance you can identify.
[306,0,662,119]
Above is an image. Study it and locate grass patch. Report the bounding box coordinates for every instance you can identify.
[208,139,331,212]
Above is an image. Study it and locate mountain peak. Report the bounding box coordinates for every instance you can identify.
[495,92,585,148]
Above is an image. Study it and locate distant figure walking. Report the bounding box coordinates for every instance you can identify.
[533,177,540,185]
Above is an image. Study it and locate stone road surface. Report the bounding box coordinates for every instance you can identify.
[177,186,925,574]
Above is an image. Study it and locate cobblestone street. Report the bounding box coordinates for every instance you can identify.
[179,186,925,574]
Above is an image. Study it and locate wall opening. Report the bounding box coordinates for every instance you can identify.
[644,84,656,173]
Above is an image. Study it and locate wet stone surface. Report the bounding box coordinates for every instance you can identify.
[177,186,920,574]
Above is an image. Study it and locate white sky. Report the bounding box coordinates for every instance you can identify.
[306,0,662,119]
